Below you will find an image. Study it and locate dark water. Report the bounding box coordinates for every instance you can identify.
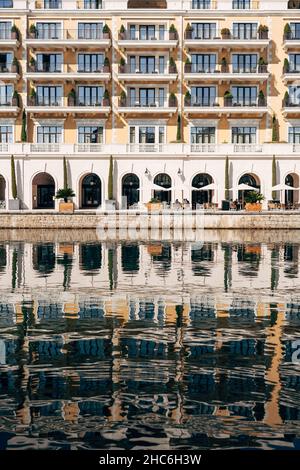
[0,231,300,450]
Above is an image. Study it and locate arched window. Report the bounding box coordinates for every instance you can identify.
[191,173,213,208]
[122,173,140,208]
[153,173,172,203]
[32,172,55,209]
[81,173,101,208]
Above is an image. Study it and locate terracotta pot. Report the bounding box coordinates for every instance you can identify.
[119,65,126,73]
[59,202,74,213]
[169,31,177,40]
[103,32,110,39]
[185,63,192,73]
[259,31,268,39]
[146,202,162,212]
[185,30,193,40]
[224,97,233,107]
[147,245,163,255]
[103,98,110,106]
[169,65,177,74]
[245,202,262,212]
[68,96,75,106]
[103,65,110,73]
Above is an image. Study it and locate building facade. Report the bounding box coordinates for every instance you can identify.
[1,0,300,210]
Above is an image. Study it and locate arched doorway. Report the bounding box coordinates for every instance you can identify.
[81,173,101,209]
[122,173,140,208]
[153,173,172,204]
[238,173,260,203]
[0,175,6,210]
[32,172,55,209]
[285,173,299,206]
[192,173,213,208]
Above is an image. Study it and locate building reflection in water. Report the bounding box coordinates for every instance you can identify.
[0,236,300,449]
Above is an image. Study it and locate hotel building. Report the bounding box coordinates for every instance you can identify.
[1,0,300,210]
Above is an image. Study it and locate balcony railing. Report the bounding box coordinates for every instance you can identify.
[232,0,260,9]
[120,99,171,108]
[185,97,267,107]
[0,30,14,40]
[1,142,300,155]
[119,64,174,75]
[119,30,175,41]
[34,0,62,8]
[28,98,109,107]
[185,64,268,74]
[190,0,217,8]
[185,29,268,41]
[27,29,108,41]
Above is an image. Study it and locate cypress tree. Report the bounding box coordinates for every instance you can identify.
[108,155,113,200]
[63,156,68,190]
[272,115,278,142]
[176,114,181,141]
[272,155,277,200]
[225,155,229,200]
[21,110,27,142]
[11,155,17,200]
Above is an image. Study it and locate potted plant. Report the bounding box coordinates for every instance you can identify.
[11,25,19,40]
[56,188,75,213]
[119,24,126,40]
[146,197,162,212]
[103,57,110,73]
[283,58,290,73]
[184,90,191,106]
[12,90,19,107]
[221,57,227,73]
[185,57,192,73]
[68,88,76,106]
[29,24,37,39]
[284,23,291,40]
[258,90,266,106]
[102,24,110,39]
[103,89,110,106]
[221,27,231,39]
[120,90,127,106]
[169,56,177,74]
[11,57,19,74]
[284,90,290,106]
[258,57,268,73]
[185,23,193,39]
[119,57,126,73]
[29,88,36,106]
[224,90,233,106]
[169,92,177,107]
[29,56,36,72]
[169,24,177,40]
[258,25,269,39]
[245,191,265,212]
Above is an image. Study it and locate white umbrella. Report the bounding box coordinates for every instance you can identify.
[230,183,259,191]
[272,184,299,191]
[192,183,217,191]
[152,183,172,191]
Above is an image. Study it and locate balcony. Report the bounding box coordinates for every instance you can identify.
[33,0,62,8]
[184,98,268,116]
[184,64,269,83]
[118,97,177,116]
[0,100,19,115]
[117,31,178,51]
[0,63,20,82]
[283,99,300,115]
[118,65,177,83]
[25,64,111,82]
[282,66,300,83]
[76,0,103,8]
[184,30,269,51]
[190,0,217,9]
[0,31,20,49]
[26,29,111,50]
[26,98,111,116]
[283,31,300,50]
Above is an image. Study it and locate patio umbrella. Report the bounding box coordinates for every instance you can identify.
[192,183,217,191]
[152,183,172,191]
[272,184,299,191]
[229,183,259,208]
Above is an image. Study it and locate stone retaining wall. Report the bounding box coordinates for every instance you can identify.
[0,211,300,229]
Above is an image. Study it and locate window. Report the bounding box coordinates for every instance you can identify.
[0,52,12,72]
[78,53,104,72]
[290,23,300,39]
[232,54,257,73]
[289,126,300,143]
[37,125,62,143]
[191,23,216,39]
[84,0,102,8]
[191,86,216,106]
[36,23,61,40]
[192,0,211,8]
[36,86,62,106]
[129,125,165,145]
[191,54,216,73]
[288,0,300,8]
[289,54,300,72]
[78,86,104,106]
[288,85,300,104]
[139,56,155,73]
[0,1,13,7]
[232,126,256,143]
[78,126,103,143]
[232,0,250,8]
[78,23,103,40]
[232,23,257,39]
[0,125,13,143]
[44,0,61,8]
[232,86,257,105]
[191,126,215,143]
[129,88,165,107]
[36,54,62,72]
[129,56,165,73]
[139,126,155,144]
[0,21,11,39]
[0,85,13,106]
